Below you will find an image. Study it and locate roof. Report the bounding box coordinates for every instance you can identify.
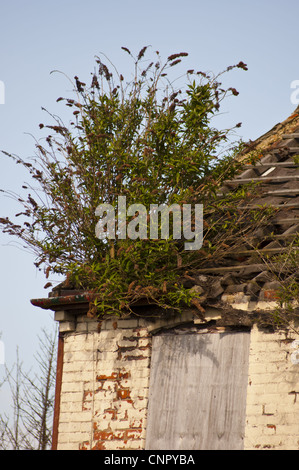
[31,107,299,326]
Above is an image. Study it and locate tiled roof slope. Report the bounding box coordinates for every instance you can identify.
[185,106,299,324]
[212,105,299,264]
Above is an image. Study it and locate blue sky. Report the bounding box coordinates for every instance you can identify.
[1,0,299,413]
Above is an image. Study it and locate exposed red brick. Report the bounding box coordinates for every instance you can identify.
[116,389,131,400]
[93,429,126,441]
[79,441,89,450]
[129,418,143,428]
[82,403,91,411]
[83,390,93,400]
[96,372,118,381]
[96,371,131,381]
[94,430,114,441]
[120,409,128,421]
[82,390,93,411]
[263,290,279,300]
[267,424,277,431]
[104,407,118,420]
[125,428,143,440]
[92,441,106,450]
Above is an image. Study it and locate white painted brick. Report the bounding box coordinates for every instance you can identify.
[59,421,91,434]
[63,360,94,373]
[64,336,95,352]
[274,424,299,436]
[68,431,91,443]
[63,373,94,386]
[97,338,119,352]
[61,381,83,393]
[135,327,150,337]
[130,387,149,399]
[60,392,83,403]
[129,367,151,379]
[123,440,145,450]
[245,325,299,450]
[132,397,148,410]
[60,400,83,413]
[98,329,125,340]
[245,403,262,416]
[60,411,93,423]
[64,350,95,362]
[96,440,124,450]
[120,377,149,389]
[262,404,277,416]
[117,338,138,348]
[57,442,80,450]
[277,382,299,393]
[92,397,115,410]
[277,413,299,425]
[138,338,151,348]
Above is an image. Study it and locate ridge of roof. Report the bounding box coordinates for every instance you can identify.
[245,105,299,153]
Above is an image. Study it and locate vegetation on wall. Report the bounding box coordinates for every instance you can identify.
[1,46,296,319]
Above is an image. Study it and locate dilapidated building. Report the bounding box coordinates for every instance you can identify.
[32,108,299,450]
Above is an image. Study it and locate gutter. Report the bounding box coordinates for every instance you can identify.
[30,292,94,311]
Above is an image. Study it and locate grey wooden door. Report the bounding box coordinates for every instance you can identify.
[145,331,250,450]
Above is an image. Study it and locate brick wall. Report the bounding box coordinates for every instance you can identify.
[55,313,299,450]
[57,317,151,450]
[244,325,299,450]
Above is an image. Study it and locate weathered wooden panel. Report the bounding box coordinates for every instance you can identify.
[145,331,250,450]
